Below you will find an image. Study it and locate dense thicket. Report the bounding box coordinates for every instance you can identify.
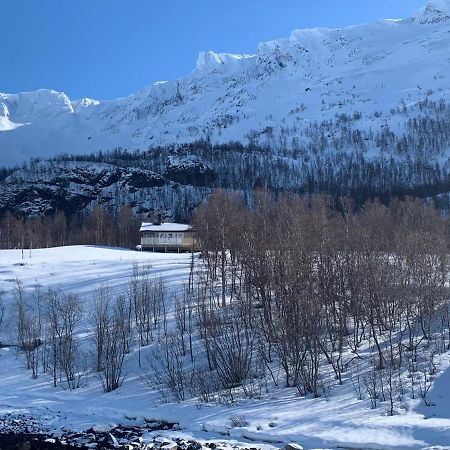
[188,191,450,409]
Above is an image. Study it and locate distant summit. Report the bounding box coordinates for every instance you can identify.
[414,0,450,24]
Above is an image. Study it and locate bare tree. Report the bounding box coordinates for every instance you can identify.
[91,286,111,372]
[45,290,83,389]
[146,332,188,402]
[100,295,129,392]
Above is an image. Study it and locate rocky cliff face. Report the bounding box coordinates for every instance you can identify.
[0,157,215,219]
[1,139,449,219]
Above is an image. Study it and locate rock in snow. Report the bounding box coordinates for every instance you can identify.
[283,444,304,450]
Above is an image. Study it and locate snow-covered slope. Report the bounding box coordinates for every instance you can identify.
[2,246,450,449]
[3,0,450,166]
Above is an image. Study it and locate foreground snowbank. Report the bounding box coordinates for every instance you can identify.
[1,246,450,449]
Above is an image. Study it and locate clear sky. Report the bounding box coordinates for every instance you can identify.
[2,0,426,100]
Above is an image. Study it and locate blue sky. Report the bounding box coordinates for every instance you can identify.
[2,0,426,100]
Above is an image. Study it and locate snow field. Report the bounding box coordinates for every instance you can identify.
[1,246,450,448]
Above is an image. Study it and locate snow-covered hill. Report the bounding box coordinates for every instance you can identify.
[1,246,450,449]
[3,0,450,166]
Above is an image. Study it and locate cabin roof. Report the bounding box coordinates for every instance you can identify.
[140,222,193,233]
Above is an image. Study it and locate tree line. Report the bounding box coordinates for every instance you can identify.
[0,205,140,250]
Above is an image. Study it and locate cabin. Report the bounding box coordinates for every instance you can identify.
[139,218,197,252]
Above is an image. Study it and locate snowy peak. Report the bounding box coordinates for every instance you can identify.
[71,97,100,113]
[195,51,254,74]
[0,89,74,123]
[414,0,450,24]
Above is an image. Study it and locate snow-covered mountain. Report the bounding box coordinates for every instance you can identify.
[3,0,450,166]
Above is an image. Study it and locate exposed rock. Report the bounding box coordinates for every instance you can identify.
[106,432,119,448]
[0,162,172,217]
[160,441,178,450]
[283,443,304,450]
[165,156,216,187]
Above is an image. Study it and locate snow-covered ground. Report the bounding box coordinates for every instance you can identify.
[1,246,450,449]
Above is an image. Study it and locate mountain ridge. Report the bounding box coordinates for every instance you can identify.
[2,0,450,166]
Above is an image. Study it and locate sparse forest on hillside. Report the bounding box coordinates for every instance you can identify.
[0,97,450,223]
[1,129,449,223]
